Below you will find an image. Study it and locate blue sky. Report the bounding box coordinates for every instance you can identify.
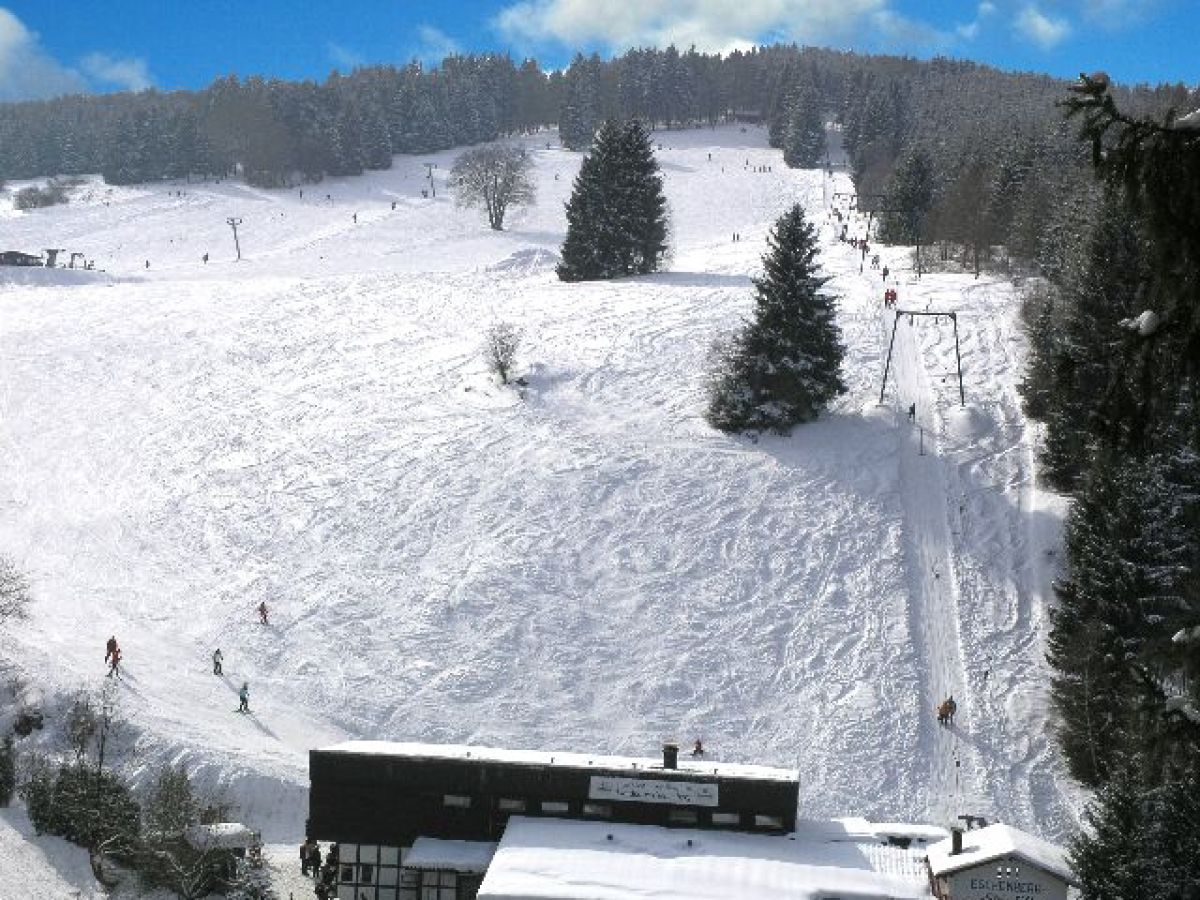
[0,1,1195,101]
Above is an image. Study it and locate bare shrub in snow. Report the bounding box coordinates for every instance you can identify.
[13,178,72,211]
[482,322,523,385]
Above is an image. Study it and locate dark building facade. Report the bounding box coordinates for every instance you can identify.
[308,741,799,900]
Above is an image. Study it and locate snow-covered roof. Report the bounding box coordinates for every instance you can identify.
[405,837,497,873]
[478,816,933,900]
[794,817,948,844]
[183,822,258,850]
[318,741,799,782]
[926,824,1073,884]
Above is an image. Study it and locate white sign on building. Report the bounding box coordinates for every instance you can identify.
[948,863,1068,900]
[588,776,719,807]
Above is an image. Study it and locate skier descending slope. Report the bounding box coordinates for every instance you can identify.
[238,682,250,713]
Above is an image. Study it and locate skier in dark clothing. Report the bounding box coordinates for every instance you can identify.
[107,646,122,678]
[105,636,118,664]
[908,403,916,421]
[212,648,223,675]
[300,841,310,876]
[238,682,250,713]
[258,601,269,625]
[691,738,704,757]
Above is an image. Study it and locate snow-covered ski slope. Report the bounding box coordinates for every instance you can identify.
[0,125,1081,846]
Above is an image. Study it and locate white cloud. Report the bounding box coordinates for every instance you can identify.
[493,0,913,55]
[1016,3,1070,47]
[955,1,997,41]
[80,52,153,92]
[412,24,461,64]
[0,6,86,100]
[328,42,366,71]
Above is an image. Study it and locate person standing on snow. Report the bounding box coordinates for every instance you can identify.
[212,648,223,676]
[107,646,122,678]
[105,636,118,664]
[258,601,269,625]
[238,682,250,713]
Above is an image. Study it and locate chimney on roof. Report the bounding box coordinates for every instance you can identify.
[663,742,679,770]
[951,827,963,855]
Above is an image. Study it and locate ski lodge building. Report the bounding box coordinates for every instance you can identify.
[307,740,1074,900]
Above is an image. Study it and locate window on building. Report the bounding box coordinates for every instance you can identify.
[541,800,570,814]
[359,845,379,863]
[341,864,355,882]
[381,846,400,866]
[360,864,375,884]
[420,870,457,900]
[497,797,526,812]
[399,867,420,900]
[582,802,611,817]
[443,794,471,808]
[711,812,741,825]
[379,890,398,900]
[754,815,784,830]
[668,809,699,825]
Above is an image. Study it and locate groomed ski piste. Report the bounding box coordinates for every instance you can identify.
[0,124,1083,895]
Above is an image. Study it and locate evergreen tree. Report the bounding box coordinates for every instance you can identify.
[1048,448,1200,785]
[1065,74,1200,381]
[878,147,934,245]
[557,120,668,282]
[1017,286,1058,422]
[142,764,201,841]
[559,54,603,151]
[1070,763,1200,900]
[26,764,140,855]
[782,88,826,168]
[705,204,846,433]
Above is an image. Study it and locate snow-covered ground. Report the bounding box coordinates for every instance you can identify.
[0,125,1081,891]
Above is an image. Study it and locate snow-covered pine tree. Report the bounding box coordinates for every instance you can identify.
[559,54,603,151]
[1031,190,1146,488]
[1048,444,1200,786]
[705,204,846,433]
[1070,763,1200,900]
[1016,285,1058,422]
[557,120,668,282]
[782,87,825,169]
[878,148,934,245]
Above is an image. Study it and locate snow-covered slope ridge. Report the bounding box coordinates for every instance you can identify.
[0,126,1079,845]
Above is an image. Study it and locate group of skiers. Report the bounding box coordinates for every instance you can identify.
[300,839,342,897]
[103,600,269,712]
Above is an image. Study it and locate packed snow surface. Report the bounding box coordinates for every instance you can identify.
[0,126,1080,886]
